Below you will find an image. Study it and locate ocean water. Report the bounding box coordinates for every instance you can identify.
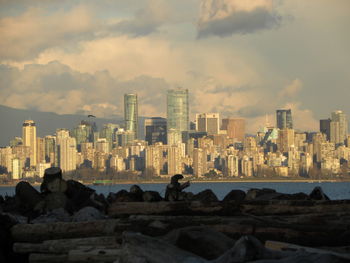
[1,181,350,200]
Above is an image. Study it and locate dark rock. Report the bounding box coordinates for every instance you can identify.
[65,180,95,199]
[44,192,67,211]
[245,188,277,200]
[309,187,330,200]
[192,189,218,203]
[46,178,67,193]
[1,196,20,214]
[143,191,163,202]
[40,167,62,193]
[111,189,143,202]
[214,235,288,263]
[72,206,106,222]
[65,180,96,213]
[163,226,235,260]
[130,185,144,200]
[30,208,71,224]
[15,181,43,213]
[222,190,246,202]
[0,213,26,263]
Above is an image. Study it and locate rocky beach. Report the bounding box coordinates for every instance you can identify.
[1,169,350,262]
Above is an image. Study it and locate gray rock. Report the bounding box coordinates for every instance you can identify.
[245,188,277,200]
[31,208,71,223]
[163,226,235,260]
[40,167,62,193]
[72,206,106,222]
[192,190,218,203]
[143,191,163,202]
[222,190,246,202]
[44,192,67,211]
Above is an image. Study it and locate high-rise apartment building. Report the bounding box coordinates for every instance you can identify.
[124,93,138,139]
[277,128,295,153]
[320,119,331,141]
[193,148,207,177]
[56,129,77,173]
[331,110,348,144]
[36,137,46,164]
[167,88,189,142]
[225,155,239,177]
[145,145,161,176]
[196,113,220,135]
[276,109,293,129]
[22,120,37,167]
[221,118,245,141]
[145,117,167,145]
[100,123,119,151]
[167,145,182,175]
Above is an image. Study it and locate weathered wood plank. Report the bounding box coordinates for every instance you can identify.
[11,219,123,242]
[14,236,118,254]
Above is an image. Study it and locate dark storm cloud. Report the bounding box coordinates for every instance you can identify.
[198,7,282,38]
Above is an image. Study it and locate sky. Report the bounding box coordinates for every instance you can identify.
[0,0,349,133]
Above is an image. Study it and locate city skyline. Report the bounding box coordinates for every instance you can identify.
[0,0,349,135]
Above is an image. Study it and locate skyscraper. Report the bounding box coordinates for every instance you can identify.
[22,120,37,167]
[320,119,331,141]
[196,113,220,135]
[221,118,245,141]
[124,93,138,139]
[276,109,293,129]
[56,129,77,173]
[167,88,189,143]
[331,110,348,144]
[145,117,167,145]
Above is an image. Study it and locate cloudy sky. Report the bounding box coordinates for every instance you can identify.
[0,0,349,133]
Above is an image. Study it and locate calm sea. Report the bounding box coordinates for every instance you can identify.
[1,181,350,200]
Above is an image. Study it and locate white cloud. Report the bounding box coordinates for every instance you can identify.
[0,6,96,60]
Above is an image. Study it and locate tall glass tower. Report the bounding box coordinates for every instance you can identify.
[167,88,189,141]
[22,120,37,167]
[276,109,293,129]
[124,94,138,139]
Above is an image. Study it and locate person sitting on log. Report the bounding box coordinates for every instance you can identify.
[165,174,190,201]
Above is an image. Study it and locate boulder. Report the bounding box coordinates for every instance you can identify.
[222,190,246,202]
[309,187,330,201]
[0,213,27,263]
[245,188,277,200]
[143,191,163,202]
[72,206,106,222]
[111,189,143,202]
[30,208,71,224]
[192,189,218,203]
[163,226,235,260]
[130,185,144,200]
[44,192,67,211]
[65,180,96,212]
[46,178,68,193]
[15,181,43,213]
[40,167,62,193]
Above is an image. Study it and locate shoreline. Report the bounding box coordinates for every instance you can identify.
[0,178,349,187]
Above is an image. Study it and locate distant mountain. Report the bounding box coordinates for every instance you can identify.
[0,105,125,147]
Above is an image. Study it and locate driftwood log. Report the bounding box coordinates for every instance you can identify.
[11,219,122,242]
[108,200,350,217]
[11,213,350,247]
[14,236,118,254]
